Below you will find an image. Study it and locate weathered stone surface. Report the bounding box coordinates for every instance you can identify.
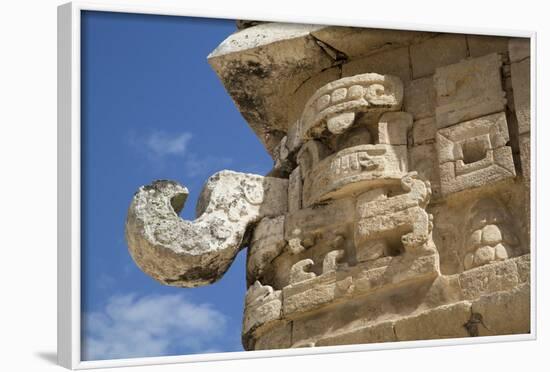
[128,26,531,352]
[208,23,333,154]
[514,254,531,284]
[458,257,523,300]
[378,112,413,145]
[284,197,355,241]
[310,27,434,59]
[412,117,436,145]
[509,38,530,63]
[243,281,282,335]
[467,35,509,58]
[519,133,530,181]
[253,321,292,350]
[342,46,411,85]
[394,302,472,340]
[126,171,287,287]
[471,283,530,336]
[511,58,531,134]
[316,321,396,346]
[410,34,468,79]
[353,254,439,294]
[299,73,404,143]
[408,144,440,198]
[436,112,515,196]
[404,77,436,120]
[287,166,303,213]
[247,216,286,281]
[283,272,338,315]
[434,53,507,129]
[301,144,408,207]
[288,67,342,133]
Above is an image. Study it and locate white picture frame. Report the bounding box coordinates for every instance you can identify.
[57,1,537,369]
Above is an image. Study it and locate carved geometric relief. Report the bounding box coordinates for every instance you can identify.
[299,73,404,140]
[243,281,282,335]
[462,198,521,270]
[301,144,408,207]
[119,22,533,356]
[434,53,507,129]
[354,174,433,257]
[436,112,516,196]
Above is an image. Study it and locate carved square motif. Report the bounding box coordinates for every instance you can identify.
[434,53,507,129]
[436,112,516,196]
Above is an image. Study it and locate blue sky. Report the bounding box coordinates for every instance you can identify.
[81,11,273,360]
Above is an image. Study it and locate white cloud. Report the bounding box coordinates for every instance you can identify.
[82,293,230,360]
[145,131,192,157]
[184,153,233,178]
[127,131,234,177]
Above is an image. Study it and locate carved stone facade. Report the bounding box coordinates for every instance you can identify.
[126,25,531,350]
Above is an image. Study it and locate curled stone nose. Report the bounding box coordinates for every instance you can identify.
[127,24,531,351]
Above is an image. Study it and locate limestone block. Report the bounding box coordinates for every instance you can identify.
[301,144,408,207]
[247,216,286,280]
[271,136,293,176]
[316,321,396,346]
[356,174,431,219]
[514,254,531,284]
[283,272,338,315]
[355,206,432,255]
[286,119,302,154]
[458,257,523,300]
[467,35,509,58]
[310,27,435,59]
[253,321,292,350]
[519,134,530,181]
[284,198,355,245]
[323,250,345,273]
[300,73,404,141]
[422,275,463,308]
[289,259,317,284]
[288,67,342,131]
[434,53,507,129]
[378,112,413,145]
[353,254,439,294]
[412,117,436,145]
[436,112,515,196]
[243,281,283,335]
[511,58,531,134]
[208,23,334,154]
[288,166,303,213]
[410,34,468,79]
[342,46,411,85]
[296,140,331,179]
[508,38,530,63]
[126,171,288,287]
[404,77,436,120]
[335,125,373,151]
[471,283,530,336]
[394,301,472,340]
[408,144,441,198]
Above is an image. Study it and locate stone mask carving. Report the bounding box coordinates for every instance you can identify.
[126,48,530,348]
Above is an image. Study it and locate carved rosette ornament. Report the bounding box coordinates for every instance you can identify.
[126,27,530,351]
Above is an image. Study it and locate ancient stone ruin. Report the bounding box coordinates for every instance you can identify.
[126,24,531,350]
